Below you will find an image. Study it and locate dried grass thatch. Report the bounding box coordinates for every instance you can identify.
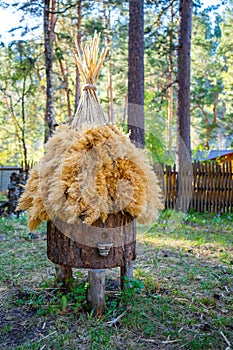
[18,124,164,231]
[17,33,164,231]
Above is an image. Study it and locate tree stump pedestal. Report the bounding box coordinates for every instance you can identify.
[47,213,136,315]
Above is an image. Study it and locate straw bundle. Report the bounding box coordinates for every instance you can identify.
[17,33,164,231]
[72,33,107,128]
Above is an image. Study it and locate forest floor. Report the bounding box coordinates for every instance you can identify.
[0,210,233,350]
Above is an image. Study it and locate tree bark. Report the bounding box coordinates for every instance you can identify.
[128,0,144,148]
[74,0,82,113]
[177,0,193,167]
[44,0,56,143]
[167,3,174,152]
[103,1,114,123]
[47,213,136,269]
[176,0,193,212]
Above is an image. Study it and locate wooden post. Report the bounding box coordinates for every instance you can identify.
[55,264,73,287]
[120,216,135,289]
[87,269,105,316]
[120,261,134,290]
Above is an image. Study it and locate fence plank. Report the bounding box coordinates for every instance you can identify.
[155,160,233,214]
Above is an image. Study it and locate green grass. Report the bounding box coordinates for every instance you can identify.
[0,191,7,201]
[0,211,232,349]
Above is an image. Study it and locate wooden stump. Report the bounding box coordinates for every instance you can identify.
[47,213,136,269]
[47,213,136,313]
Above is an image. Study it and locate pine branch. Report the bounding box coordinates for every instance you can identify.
[160,79,178,94]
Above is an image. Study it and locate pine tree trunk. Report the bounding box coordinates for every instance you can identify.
[74,0,82,113]
[177,0,193,167]
[103,2,114,123]
[128,0,144,148]
[176,0,193,212]
[126,0,144,280]
[167,4,174,152]
[44,0,56,143]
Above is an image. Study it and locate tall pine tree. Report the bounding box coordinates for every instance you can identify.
[128,0,144,148]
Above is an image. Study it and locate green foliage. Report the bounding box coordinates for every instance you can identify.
[0,40,44,165]
[13,280,89,316]
[0,1,233,165]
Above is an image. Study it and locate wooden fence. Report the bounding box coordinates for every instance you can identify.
[154,161,233,213]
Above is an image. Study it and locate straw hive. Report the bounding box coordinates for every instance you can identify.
[17,34,164,231]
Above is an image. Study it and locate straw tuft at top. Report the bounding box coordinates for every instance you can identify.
[72,32,108,128]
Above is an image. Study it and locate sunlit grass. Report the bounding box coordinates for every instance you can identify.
[137,210,233,265]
